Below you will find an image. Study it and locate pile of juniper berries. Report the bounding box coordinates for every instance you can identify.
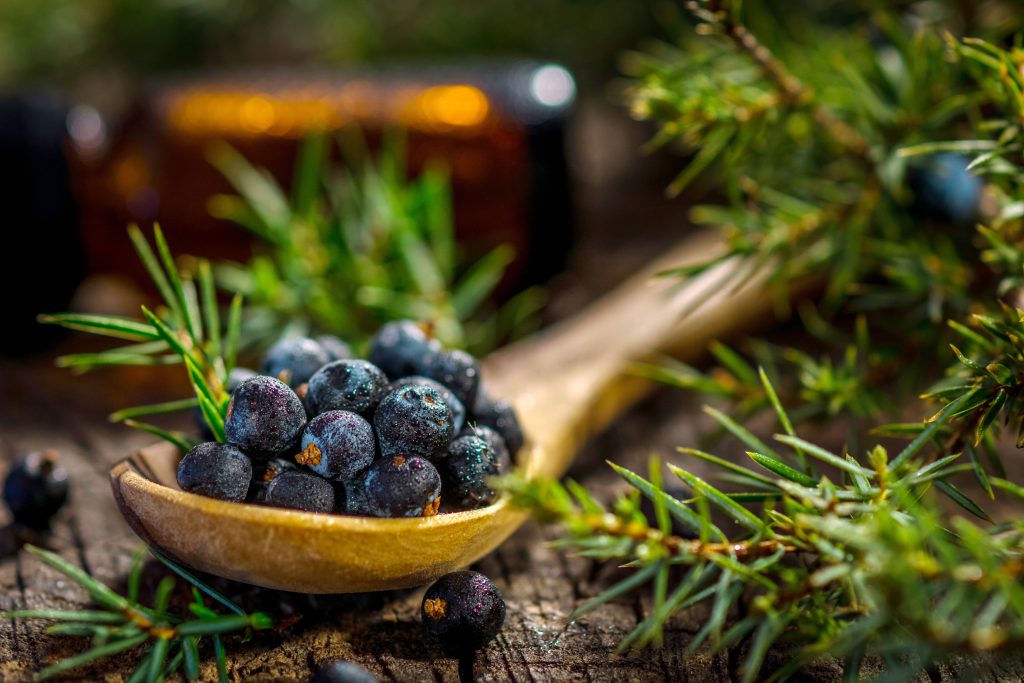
[177,321,523,518]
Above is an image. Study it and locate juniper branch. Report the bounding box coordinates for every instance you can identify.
[689,0,870,156]
[2,545,273,682]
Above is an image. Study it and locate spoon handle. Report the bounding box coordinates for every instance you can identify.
[485,232,792,479]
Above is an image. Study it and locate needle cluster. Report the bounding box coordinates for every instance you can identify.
[39,225,241,450]
[1,545,273,682]
[503,371,1024,681]
[209,135,544,355]
[506,3,1024,679]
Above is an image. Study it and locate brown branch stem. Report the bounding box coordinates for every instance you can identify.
[695,0,871,158]
[579,512,795,561]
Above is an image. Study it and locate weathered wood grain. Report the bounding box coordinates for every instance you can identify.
[1,355,1020,682]
[0,356,735,683]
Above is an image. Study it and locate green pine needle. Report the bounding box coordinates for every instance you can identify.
[42,226,238,449]
[502,367,1024,680]
[2,545,273,682]
[209,134,542,355]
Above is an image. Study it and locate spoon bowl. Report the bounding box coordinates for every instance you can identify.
[111,443,529,592]
[110,234,785,592]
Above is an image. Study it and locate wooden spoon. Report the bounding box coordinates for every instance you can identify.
[109,233,785,593]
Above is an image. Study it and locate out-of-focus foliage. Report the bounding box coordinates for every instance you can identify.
[210,135,545,355]
[626,1,992,318]
[622,2,1024,441]
[0,0,656,88]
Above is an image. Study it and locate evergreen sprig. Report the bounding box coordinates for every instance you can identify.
[622,1,1024,516]
[502,372,1024,681]
[39,225,241,449]
[506,6,1024,677]
[624,1,1006,408]
[632,314,885,450]
[1,545,273,682]
[627,1,974,315]
[894,36,1024,478]
[209,134,545,355]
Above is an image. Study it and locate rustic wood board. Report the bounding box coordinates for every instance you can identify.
[1,357,1020,682]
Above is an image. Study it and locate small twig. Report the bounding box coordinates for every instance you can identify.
[577,512,795,560]
[691,0,870,157]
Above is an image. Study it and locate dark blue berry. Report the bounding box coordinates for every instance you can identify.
[2,450,69,530]
[309,661,378,683]
[195,367,257,439]
[421,570,505,652]
[389,376,466,433]
[297,411,375,480]
[458,424,510,467]
[910,153,983,226]
[317,335,353,363]
[439,434,509,509]
[338,478,364,515]
[374,385,455,461]
[367,320,441,380]
[247,457,297,503]
[177,442,252,502]
[351,455,441,518]
[471,390,523,458]
[225,376,307,459]
[261,336,331,387]
[422,349,480,407]
[308,360,388,417]
[265,470,335,513]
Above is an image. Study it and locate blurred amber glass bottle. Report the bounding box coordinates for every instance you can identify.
[69,61,576,295]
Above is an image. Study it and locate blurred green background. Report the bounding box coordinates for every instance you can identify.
[0,0,659,93]
[0,0,690,358]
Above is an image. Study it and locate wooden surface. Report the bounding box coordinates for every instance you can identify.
[0,353,762,682]
[4,356,1020,682]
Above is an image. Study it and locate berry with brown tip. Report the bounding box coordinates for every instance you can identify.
[350,455,441,518]
[421,570,506,653]
[374,385,454,461]
[389,376,466,433]
[247,457,297,503]
[297,410,376,480]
